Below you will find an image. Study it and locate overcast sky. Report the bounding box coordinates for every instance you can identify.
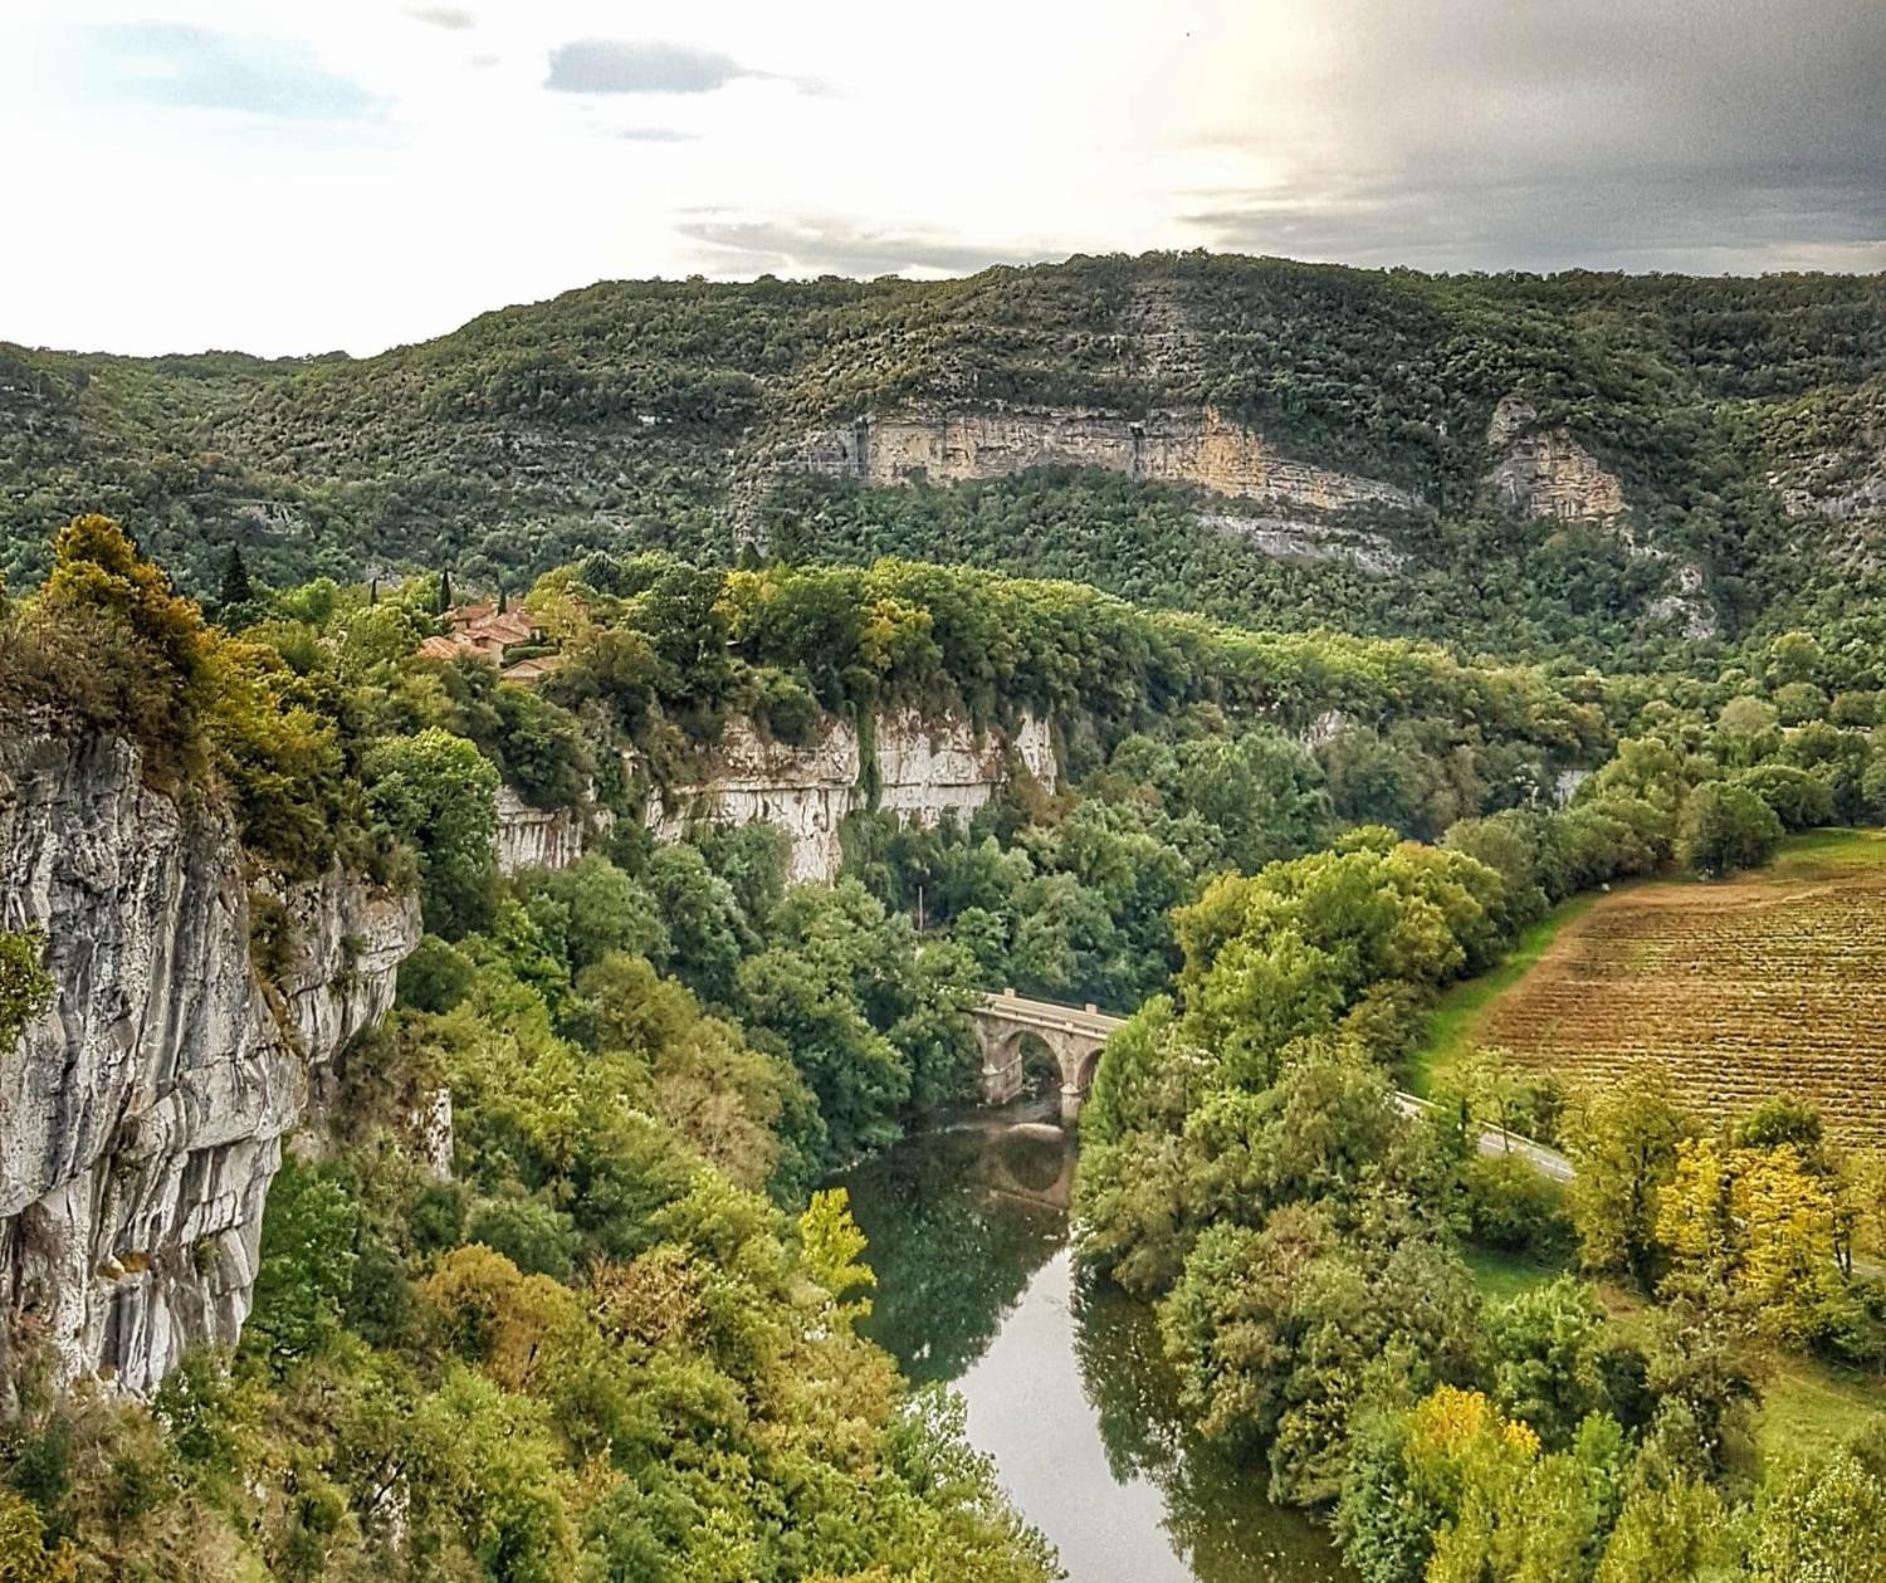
[3,0,1880,357]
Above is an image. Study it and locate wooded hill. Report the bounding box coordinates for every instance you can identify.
[3,254,1881,663]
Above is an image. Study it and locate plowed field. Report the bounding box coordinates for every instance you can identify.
[1476,831,1886,1153]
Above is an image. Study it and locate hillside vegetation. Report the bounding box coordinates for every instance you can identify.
[4,248,1886,1582]
[4,255,1882,662]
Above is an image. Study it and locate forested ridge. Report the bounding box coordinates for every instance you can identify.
[4,254,1882,665]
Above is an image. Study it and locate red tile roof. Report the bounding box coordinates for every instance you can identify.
[447,601,496,629]
[501,653,565,684]
[468,610,538,645]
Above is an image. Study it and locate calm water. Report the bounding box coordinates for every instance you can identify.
[838,1106,1352,1583]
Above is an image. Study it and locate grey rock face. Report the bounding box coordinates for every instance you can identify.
[494,783,611,875]
[0,733,417,1397]
[646,710,1058,883]
[1198,512,1408,575]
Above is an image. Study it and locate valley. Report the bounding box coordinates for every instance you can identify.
[2,260,1884,1583]
[6,1,1884,1575]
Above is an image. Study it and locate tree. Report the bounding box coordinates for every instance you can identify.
[1765,630,1825,688]
[1339,1386,1614,1583]
[245,1158,361,1370]
[436,568,453,615]
[34,515,211,756]
[1159,1206,1481,1504]
[1717,692,1779,744]
[217,545,254,612]
[1562,1070,1693,1286]
[1173,727,1332,873]
[1484,1277,1610,1447]
[0,929,54,1047]
[1657,1137,1859,1352]
[1732,764,1834,830]
[643,844,745,1006]
[798,1187,876,1323]
[489,684,592,809]
[1677,782,1782,879]
[363,727,500,936]
[523,856,668,972]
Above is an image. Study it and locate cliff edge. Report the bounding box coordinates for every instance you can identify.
[0,733,418,1397]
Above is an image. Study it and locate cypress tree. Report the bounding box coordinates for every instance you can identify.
[218,545,254,610]
[437,569,453,615]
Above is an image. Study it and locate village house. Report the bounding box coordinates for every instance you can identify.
[418,601,563,682]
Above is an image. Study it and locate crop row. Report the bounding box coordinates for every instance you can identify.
[1482,872,1886,1154]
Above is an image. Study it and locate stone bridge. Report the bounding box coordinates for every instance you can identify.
[972,990,1126,1123]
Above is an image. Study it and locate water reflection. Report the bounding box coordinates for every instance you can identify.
[840,1109,1352,1583]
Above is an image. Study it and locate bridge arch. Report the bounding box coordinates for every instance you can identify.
[970,990,1124,1125]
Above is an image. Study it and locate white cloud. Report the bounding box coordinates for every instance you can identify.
[0,0,1876,357]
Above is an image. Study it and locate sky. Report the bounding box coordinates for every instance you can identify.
[1,0,1880,357]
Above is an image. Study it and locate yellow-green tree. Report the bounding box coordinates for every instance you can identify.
[799,1187,877,1324]
[1657,1137,1853,1350]
[1563,1070,1693,1286]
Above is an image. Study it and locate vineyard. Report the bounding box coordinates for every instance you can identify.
[1475,831,1886,1155]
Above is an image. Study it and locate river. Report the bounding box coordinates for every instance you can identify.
[838,1101,1353,1583]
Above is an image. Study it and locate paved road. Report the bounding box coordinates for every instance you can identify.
[1392,1091,1576,1183]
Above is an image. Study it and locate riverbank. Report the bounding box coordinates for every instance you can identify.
[839,1104,1352,1583]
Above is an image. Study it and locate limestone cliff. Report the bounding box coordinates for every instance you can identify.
[494,783,613,875]
[1484,397,1628,523]
[1484,396,1716,638]
[0,733,418,1397]
[1762,385,1886,533]
[648,711,1056,883]
[797,406,1421,515]
[1198,512,1407,575]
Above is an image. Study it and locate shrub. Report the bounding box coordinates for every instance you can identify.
[0,930,54,1047]
[1462,1151,1571,1254]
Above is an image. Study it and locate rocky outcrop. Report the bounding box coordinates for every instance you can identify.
[1199,512,1407,575]
[798,406,1421,515]
[0,734,418,1397]
[1793,469,1886,523]
[1484,397,1628,523]
[494,784,611,875]
[1766,423,1886,528]
[648,711,1057,883]
[1484,396,1716,637]
[1645,563,1718,641]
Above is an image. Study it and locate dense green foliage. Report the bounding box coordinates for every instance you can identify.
[765,470,1685,665]
[0,930,53,1049]
[0,526,1060,1582]
[1072,747,1886,1576]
